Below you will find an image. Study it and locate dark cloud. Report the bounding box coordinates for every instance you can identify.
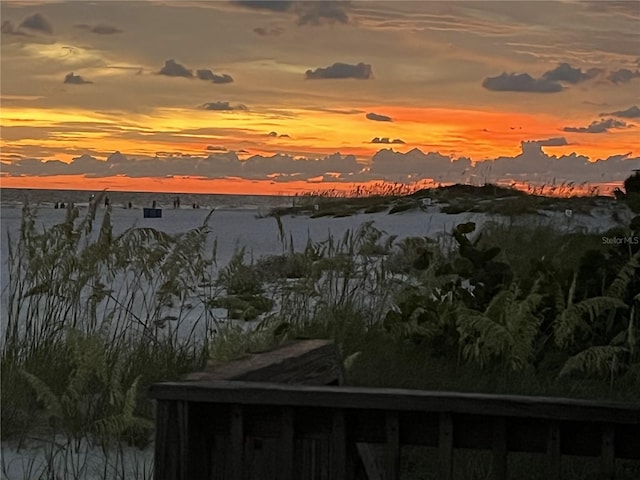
[482,73,563,93]
[253,26,284,36]
[196,69,234,84]
[608,68,640,84]
[563,118,631,133]
[531,137,568,147]
[206,145,227,151]
[601,105,640,118]
[64,72,92,85]
[212,74,233,84]
[542,63,601,84]
[369,148,464,179]
[4,143,639,186]
[19,13,53,35]
[241,151,360,179]
[233,1,350,26]
[75,23,122,34]
[200,101,248,111]
[305,62,373,80]
[2,20,29,36]
[295,1,351,26]
[366,112,392,122]
[310,107,363,115]
[371,137,405,144]
[233,1,294,12]
[158,59,193,78]
[266,131,290,138]
[583,100,610,107]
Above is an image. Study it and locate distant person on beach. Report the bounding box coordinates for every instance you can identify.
[176,196,180,208]
[128,201,133,209]
[54,202,59,209]
[152,200,157,208]
[105,196,110,207]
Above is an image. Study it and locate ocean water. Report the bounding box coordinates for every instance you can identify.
[0,188,295,211]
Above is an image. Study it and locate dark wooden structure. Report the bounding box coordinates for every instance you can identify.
[149,340,640,480]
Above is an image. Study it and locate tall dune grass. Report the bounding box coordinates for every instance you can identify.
[1,198,218,478]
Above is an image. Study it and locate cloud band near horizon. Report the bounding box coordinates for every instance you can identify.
[3,142,638,186]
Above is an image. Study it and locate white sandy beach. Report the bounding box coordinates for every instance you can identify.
[1,201,630,272]
[1,201,632,331]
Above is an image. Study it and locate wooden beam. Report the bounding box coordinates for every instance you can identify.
[601,424,615,479]
[281,407,295,480]
[332,410,347,480]
[385,412,400,480]
[149,381,640,426]
[177,401,188,480]
[230,404,243,480]
[153,401,170,480]
[355,444,385,480]
[491,417,507,480]
[439,413,453,480]
[184,340,342,385]
[546,422,561,480]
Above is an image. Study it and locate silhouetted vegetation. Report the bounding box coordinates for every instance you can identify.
[3,192,639,478]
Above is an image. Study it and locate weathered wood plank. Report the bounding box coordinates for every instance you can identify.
[546,422,561,480]
[355,444,384,480]
[385,411,400,480]
[491,417,507,480]
[601,424,615,480]
[331,410,347,480]
[177,401,188,480]
[149,381,640,426]
[439,413,453,480]
[320,439,330,480]
[185,340,342,385]
[281,407,295,480]
[154,401,170,480]
[186,403,213,480]
[212,432,227,479]
[230,404,243,480]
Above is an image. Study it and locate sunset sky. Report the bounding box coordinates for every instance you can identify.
[1,0,639,195]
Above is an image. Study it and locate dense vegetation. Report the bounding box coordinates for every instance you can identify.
[269,181,626,220]
[2,185,639,479]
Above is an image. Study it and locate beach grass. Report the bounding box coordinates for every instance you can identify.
[267,182,627,220]
[1,200,214,478]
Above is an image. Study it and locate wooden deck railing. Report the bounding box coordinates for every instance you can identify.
[149,341,640,480]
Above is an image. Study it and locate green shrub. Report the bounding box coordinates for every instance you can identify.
[624,172,640,195]
[217,247,263,294]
